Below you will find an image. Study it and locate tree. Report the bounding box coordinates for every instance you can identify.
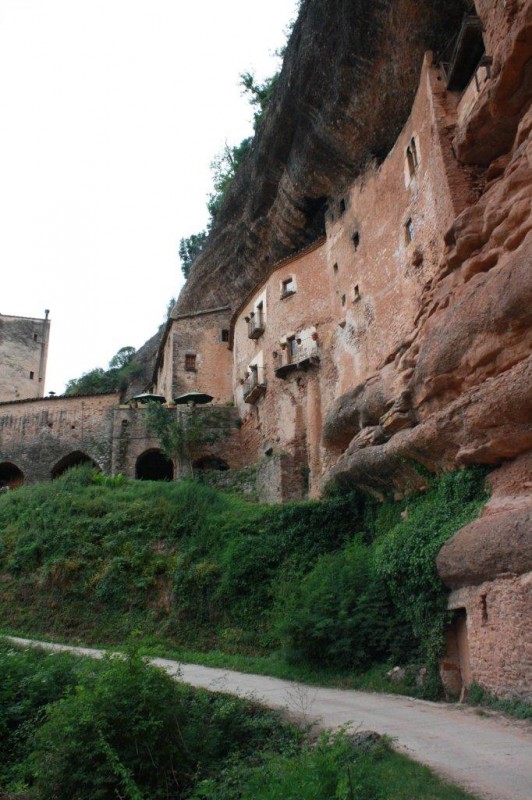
[145,402,233,477]
[65,346,142,397]
[178,232,208,280]
[240,71,279,128]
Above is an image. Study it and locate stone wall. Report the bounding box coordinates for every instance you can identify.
[0,313,51,402]
[443,575,532,702]
[0,393,119,482]
[112,404,244,479]
[438,454,532,700]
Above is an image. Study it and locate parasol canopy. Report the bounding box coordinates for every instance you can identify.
[129,393,167,404]
[173,392,213,406]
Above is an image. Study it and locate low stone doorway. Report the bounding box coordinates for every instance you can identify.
[440,608,472,698]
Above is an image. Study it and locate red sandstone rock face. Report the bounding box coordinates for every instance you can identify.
[437,453,532,589]
[324,97,532,494]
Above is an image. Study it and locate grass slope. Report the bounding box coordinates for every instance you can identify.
[0,466,489,699]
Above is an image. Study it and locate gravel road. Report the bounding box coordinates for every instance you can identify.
[6,636,531,800]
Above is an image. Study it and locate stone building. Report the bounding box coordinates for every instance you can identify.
[0,311,50,403]
[0,0,530,700]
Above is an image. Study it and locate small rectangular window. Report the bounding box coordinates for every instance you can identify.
[185,354,196,372]
[29,371,34,380]
[221,329,229,343]
[33,333,38,342]
[281,278,295,297]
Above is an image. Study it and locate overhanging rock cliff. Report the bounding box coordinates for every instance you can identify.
[176,0,466,315]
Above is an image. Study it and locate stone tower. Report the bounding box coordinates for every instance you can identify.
[0,311,51,402]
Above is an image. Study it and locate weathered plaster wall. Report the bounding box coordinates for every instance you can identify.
[155,308,233,404]
[232,241,333,497]
[326,57,475,400]
[0,313,50,402]
[0,393,119,482]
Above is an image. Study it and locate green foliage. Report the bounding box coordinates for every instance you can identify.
[275,537,399,670]
[144,403,235,467]
[0,645,477,800]
[0,643,300,799]
[65,346,142,397]
[193,730,476,800]
[377,468,489,665]
[468,683,532,720]
[240,71,279,128]
[0,468,488,698]
[207,139,252,223]
[178,231,208,280]
[178,67,279,281]
[0,641,80,789]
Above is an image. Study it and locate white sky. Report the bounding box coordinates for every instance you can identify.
[0,0,298,393]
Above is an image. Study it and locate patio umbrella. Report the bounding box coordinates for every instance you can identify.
[129,393,167,404]
[173,392,213,406]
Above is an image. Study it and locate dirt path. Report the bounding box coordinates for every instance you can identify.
[6,636,531,800]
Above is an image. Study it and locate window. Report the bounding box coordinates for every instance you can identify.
[29,371,34,380]
[33,333,38,342]
[405,218,415,244]
[221,329,229,343]
[281,277,295,297]
[352,231,360,250]
[339,198,346,215]
[406,137,419,179]
[185,354,196,372]
[341,294,346,307]
[353,285,361,302]
[333,262,339,273]
[288,337,298,359]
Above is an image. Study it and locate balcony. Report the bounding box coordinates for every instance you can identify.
[242,370,266,404]
[248,311,265,339]
[440,15,485,92]
[275,340,320,378]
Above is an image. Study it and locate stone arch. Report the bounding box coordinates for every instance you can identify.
[51,451,99,480]
[193,455,230,472]
[0,461,25,489]
[136,449,174,481]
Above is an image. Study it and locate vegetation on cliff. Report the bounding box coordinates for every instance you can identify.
[178,70,279,281]
[0,641,478,800]
[0,466,487,698]
[65,346,143,397]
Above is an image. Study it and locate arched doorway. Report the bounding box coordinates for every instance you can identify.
[51,451,99,480]
[192,456,229,471]
[0,462,25,489]
[136,450,174,481]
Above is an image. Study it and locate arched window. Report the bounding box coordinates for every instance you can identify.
[0,462,25,489]
[136,450,174,481]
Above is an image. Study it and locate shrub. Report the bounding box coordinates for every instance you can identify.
[274,537,395,669]
[26,650,300,800]
[0,641,80,789]
[377,468,489,665]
